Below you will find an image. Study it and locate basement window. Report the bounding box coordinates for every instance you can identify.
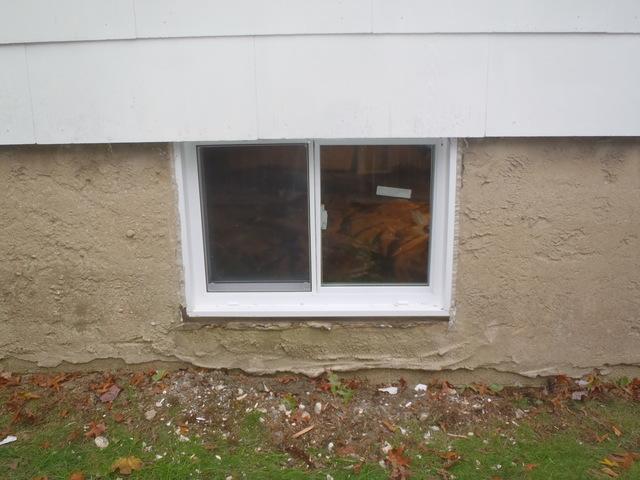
[176,139,456,317]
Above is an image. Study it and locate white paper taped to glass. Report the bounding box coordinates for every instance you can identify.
[376,185,412,199]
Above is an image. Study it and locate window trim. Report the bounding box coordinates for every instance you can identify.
[175,138,456,318]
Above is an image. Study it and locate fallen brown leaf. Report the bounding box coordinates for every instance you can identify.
[111,456,143,475]
[32,373,70,391]
[84,421,106,438]
[113,412,125,423]
[437,451,460,461]
[440,380,457,396]
[290,409,310,424]
[382,420,397,433]
[607,452,639,470]
[601,466,619,478]
[398,377,408,390]
[0,372,21,387]
[524,463,538,471]
[130,371,146,386]
[93,375,116,394]
[437,450,461,469]
[469,383,489,395]
[69,472,85,480]
[612,425,622,437]
[387,446,411,480]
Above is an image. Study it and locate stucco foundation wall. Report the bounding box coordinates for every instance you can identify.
[1,139,639,379]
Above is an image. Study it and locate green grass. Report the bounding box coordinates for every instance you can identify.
[402,399,640,479]
[1,388,639,479]
[0,399,384,480]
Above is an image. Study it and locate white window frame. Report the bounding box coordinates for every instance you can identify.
[175,138,456,318]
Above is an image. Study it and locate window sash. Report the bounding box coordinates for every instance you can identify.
[197,143,312,292]
[176,138,456,317]
[317,143,434,286]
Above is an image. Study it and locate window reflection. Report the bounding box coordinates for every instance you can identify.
[199,145,310,290]
[320,145,432,285]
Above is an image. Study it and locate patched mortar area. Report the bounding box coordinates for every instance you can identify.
[1,139,639,380]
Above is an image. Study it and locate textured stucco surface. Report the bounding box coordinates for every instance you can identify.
[1,139,639,379]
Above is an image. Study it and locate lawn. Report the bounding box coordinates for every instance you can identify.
[0,370,638,479]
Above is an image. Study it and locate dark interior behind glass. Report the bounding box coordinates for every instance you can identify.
[199,144,310,290]
[320,145,432,285]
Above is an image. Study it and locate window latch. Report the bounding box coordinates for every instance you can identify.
[320,204,328,230]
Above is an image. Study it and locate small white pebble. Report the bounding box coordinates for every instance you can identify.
[94,436,109,449]
[379,386,398,395]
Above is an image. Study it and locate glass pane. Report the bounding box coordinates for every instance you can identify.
[320,145,432,285]
[199,144,310,290]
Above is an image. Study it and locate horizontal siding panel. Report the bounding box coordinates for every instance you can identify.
[0,0,136,44]
[254,35,487,138]
[0,33,639,144]
[26,38,257,144]
[2,0,640,45]
[0,46,35,144]
[486,34,640,136]
[134,0,372,38]
[373,0,640,34]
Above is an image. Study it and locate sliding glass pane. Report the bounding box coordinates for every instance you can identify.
[199,145,310,291]
[320,145,432,285]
